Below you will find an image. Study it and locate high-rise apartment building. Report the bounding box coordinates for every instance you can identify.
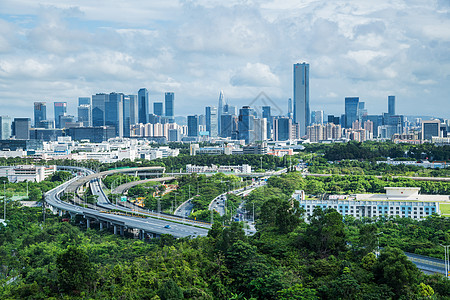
[205,106,218,137]
[138,88,148,124]
[13,118,31,140]
[165,92,174,121]
[262,106,272,139]
[344,97,359,128]
[34,102,47,128]
[187,115,199,137]
[92,93,108,127]
[0,116,12,140]
[153,102,163,116]
[388,95,396,115]
[54,102,67,129]
[106,93,123,137]
[293,62,310,137]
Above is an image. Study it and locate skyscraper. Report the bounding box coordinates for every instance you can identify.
[77,105,92,127]
[106,93,123,137]
[205,106,218,137]
[123,95,131,137]
[34,102,47,128]
[218,90,224,134]
[274,117,292,141]
[293,62,310,137]
[78,97,91,106]
[288,98,292,114]
[238,106,255,144]
[311,110,324,125]
[153,102,163,116]
[92,93,108,127]
[344,97,359,128]
[165,92,174,121]
[388,95,396,115]
[53,102,67,129]
[13,118,31,139]
[187,115,199,137]
[262,106,272,139]
[0,116,12,140]
[128,95,138,125]
[138,88,148,124]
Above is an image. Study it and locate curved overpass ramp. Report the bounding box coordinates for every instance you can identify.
[112,177,176,194]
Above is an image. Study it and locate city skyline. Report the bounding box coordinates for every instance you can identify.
[0,1,449,119]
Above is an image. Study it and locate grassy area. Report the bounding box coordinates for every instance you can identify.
[440,203,450,216]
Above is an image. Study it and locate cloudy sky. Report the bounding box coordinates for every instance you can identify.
[0,0,449,120]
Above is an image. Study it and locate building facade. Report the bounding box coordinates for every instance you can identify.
[293,62,310,137]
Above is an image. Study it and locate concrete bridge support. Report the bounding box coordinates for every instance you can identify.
[114,225,117,235]
[86,218,90,229]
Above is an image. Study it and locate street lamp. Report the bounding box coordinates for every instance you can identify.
[440,244,450,279]
[260,157,263,171]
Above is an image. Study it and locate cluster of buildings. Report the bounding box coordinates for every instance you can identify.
[186,164,252,174]
[0,62,448,157]
[0,165,57,182]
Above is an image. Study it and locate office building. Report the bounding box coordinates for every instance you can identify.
[59,115,75,128]
[422,120,441,141]
[138,88,148,124]
[0,116,12,140]
[358,102,367,121]
[33,102,47,128]
[78,104,92,127]
[238,106,255,144]
[168,128,180,142]
[165,92,174,120]
[13,118,31,140]
[288,98,292,114]
[311,110,323,125]
[53,102,67,128]
[220,114,237,138]
[205,106,218,137]
[274,117,292,141]
[39,120,54,129]
[388,95,395,115]
[153,102,163,116]
[30,128,64,141]
[262,106,272,139]
[218,90,224,134]
[187,115,199,137]
[92,93,108,127]
[293,62,310,137]
[327,115,340,125]
[128,95,138,126]
[106,92,123,137]
[254,118,267,142]
[66,126,116,143]
[344,97,359,128]
[78,97,91,106]
[362,115,383,138]
[123,95,131,138]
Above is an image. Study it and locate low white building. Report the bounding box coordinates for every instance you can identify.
[186,164,252,174]
[0,165,57,182]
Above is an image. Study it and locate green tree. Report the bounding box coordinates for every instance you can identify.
[56,245,95,294]
[158,278,184,300]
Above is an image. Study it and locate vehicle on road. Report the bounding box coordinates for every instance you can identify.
[164,225,171,229]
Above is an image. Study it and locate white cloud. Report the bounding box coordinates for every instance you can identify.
[230,63,280,87]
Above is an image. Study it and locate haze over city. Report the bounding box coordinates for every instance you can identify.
[1,0,449,118]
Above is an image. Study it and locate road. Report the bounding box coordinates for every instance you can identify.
[304,173,450,182]
[174,197,195,218]
[111,177,176,194]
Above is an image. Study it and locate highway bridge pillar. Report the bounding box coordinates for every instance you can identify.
[100,222,104,230]
[86,218,90,229]
[59,210,63,217]
[120,226,124,236]
[113,225,117,235]
[140,230,145,240]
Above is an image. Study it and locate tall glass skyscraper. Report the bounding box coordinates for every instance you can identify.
[262,106,271,139]
[34,102,47,128]
[293,63,310,137]
[388,95,396,115]
[187,115,199,137]
[54,102,67,129]
[128,95,138,125]
[345,97,359,128]
[238,106,255,144]
[123,95,131,138]
[0,116,12,140]
[205,106,218,137]
[78,97,91,106]
[138,88,148,124]
[165,92,174,120]
[78,105,91,127]
[106,93,123,137]
[218,90,224,134]
[153,102,163,116]
[92,93,108,126]
[13,118,31,139]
